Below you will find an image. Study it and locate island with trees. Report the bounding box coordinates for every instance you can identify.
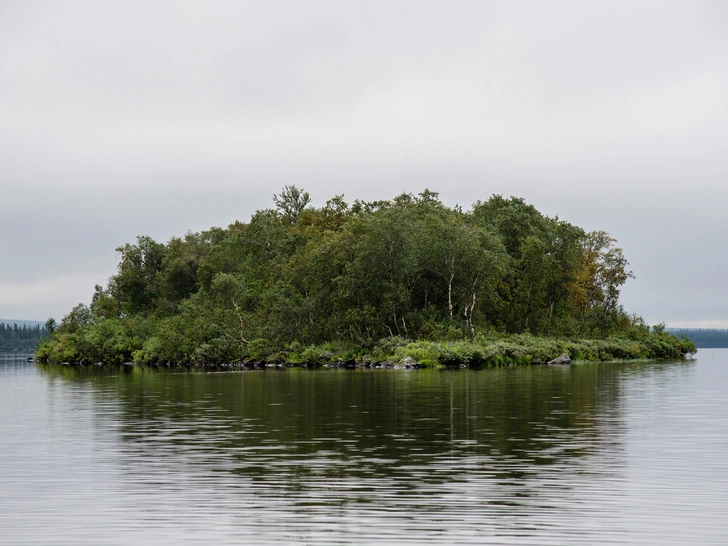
[36,188,695,367]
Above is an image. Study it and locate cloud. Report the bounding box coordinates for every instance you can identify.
[0,271,109,321]
[0,1,726,323]
[668,320,728,329]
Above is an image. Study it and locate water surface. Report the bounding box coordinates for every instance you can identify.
[1,352,727,545]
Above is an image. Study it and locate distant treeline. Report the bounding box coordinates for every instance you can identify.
[0,322,48,353]
[667,328,728,348]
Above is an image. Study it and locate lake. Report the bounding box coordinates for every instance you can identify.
[1,351,727,545]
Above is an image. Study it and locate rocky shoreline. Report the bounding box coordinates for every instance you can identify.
[46,352,576,370]
[51,354,427,370]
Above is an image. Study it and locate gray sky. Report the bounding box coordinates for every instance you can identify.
[1,0,727,327]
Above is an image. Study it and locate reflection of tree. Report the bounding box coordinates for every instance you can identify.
[35,365,647,478]
[32,360,697,540]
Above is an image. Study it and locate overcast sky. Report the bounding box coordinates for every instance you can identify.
[1,0,727,327]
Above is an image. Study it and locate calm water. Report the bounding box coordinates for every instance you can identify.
[1,352,727,545]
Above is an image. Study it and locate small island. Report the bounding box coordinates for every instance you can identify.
[36,188,695,367]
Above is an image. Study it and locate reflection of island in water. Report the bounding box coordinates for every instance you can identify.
[37,361,693,511]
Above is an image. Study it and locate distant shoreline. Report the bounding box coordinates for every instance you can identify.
[666,328,728,349]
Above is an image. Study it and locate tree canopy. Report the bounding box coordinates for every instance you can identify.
[37,188,653,365]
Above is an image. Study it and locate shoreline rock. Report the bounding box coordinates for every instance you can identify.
[547,353,571,365]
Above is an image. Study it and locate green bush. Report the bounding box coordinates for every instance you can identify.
[392,341,442,367]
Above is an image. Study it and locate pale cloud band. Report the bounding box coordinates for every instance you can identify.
[1,1,726,325]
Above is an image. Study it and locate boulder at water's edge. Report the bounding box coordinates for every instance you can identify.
[547,353,571,365]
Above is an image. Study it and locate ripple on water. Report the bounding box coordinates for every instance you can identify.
[1,355,728,544]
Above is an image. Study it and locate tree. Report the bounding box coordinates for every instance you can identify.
[157,231,216,307]
[580,230,634,315]
[273,185,311,226]
[90,284,119,320]
[45,318,56,334]
[60,303,91,334]
[541,220,584,327]
[110,236,167,316]
[418,209,508,331]
[209,273,251,346]
[340,203,422,338]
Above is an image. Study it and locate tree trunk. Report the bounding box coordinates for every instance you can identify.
[230,297,249,345]
[447,270,455,317]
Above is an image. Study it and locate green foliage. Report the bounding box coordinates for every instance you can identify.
[366,332,693,368]
[273,185,311,226]
[36,187,693,365]
[36,317,151,364]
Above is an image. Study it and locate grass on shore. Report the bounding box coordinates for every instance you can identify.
[267,332,695,368]
[35,321,696,367]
